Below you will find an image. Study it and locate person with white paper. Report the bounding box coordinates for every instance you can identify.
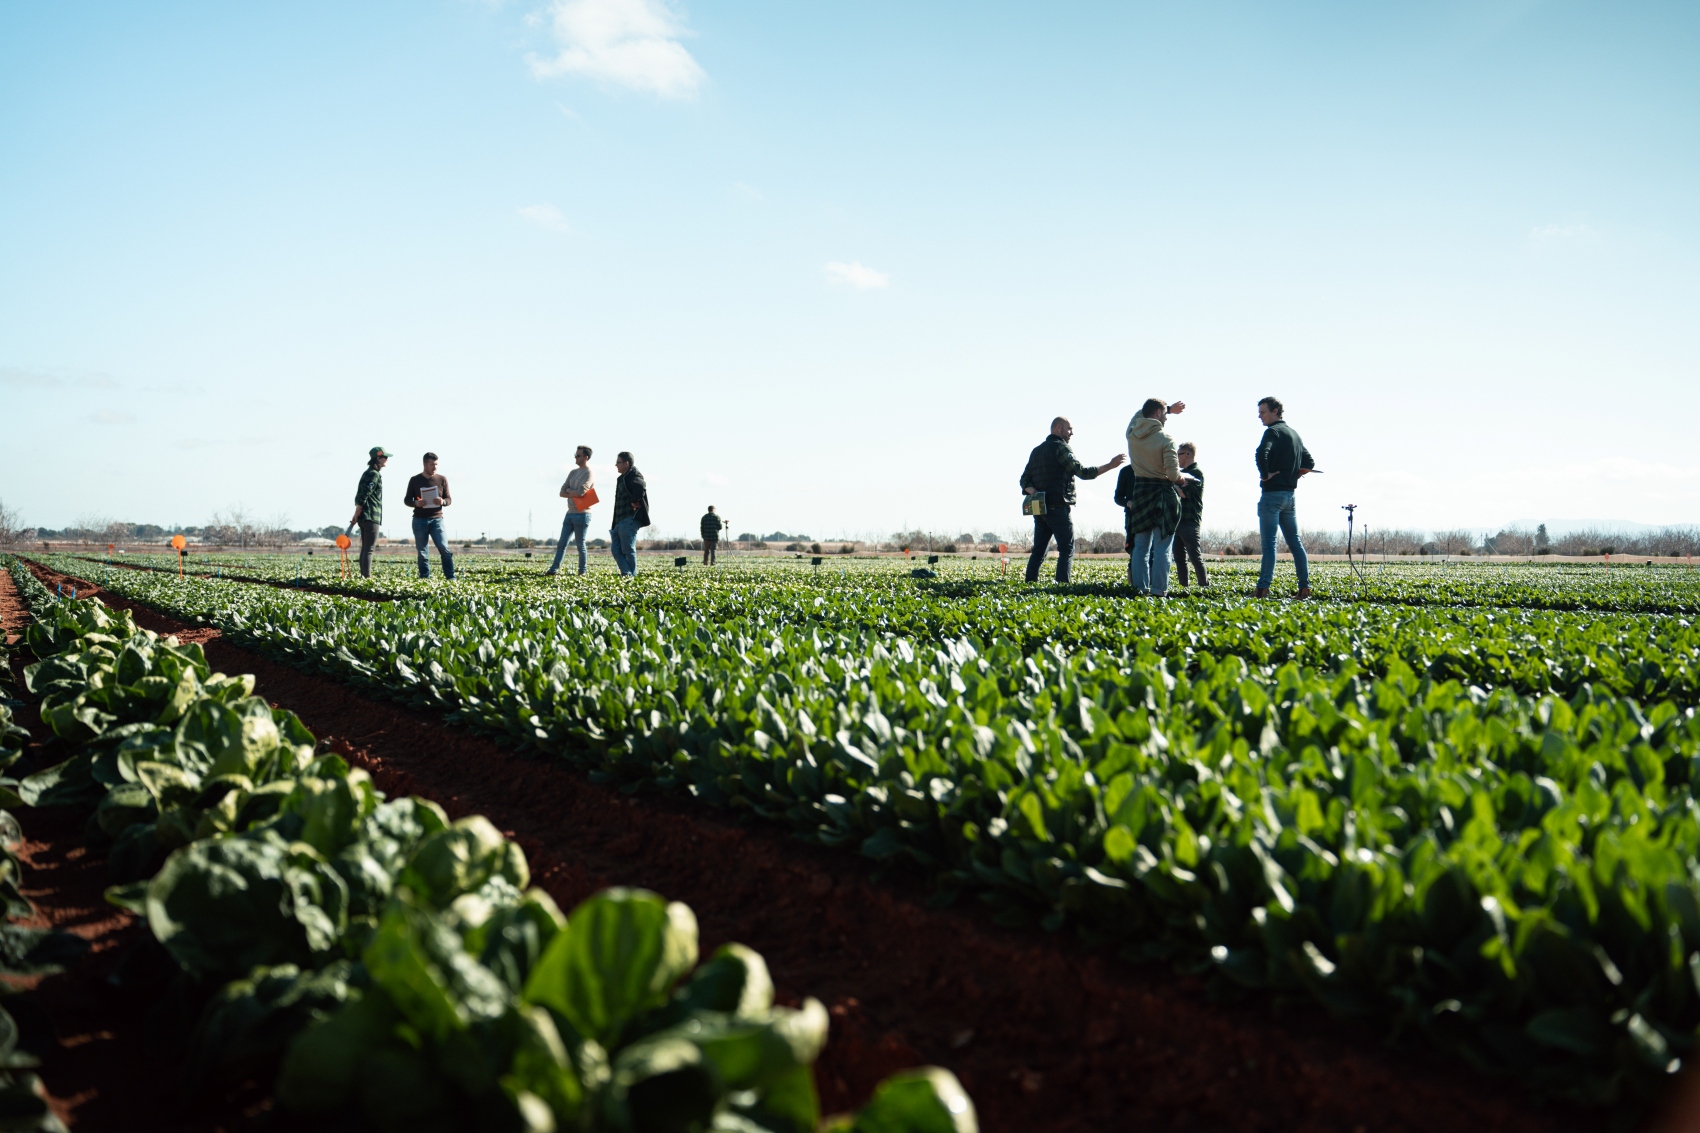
[404,451,456,580]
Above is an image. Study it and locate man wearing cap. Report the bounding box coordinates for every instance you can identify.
[349,447,389,578]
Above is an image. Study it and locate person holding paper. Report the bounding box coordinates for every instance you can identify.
[1122,398,1192,595]
[546,445,596,576]
[404,451,456,580]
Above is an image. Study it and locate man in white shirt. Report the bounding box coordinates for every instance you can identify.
[546,445,596,576]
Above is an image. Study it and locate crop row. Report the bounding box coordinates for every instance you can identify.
[0,622,84,1132]
[3,558,971,1133]
[49,554,1700,707]
[74,550,1700,615]
[30,553,1700,1109]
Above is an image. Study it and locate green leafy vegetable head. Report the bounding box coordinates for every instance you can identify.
[146,834,350,982]
[524,888,698,1049]
[401,815,529,909]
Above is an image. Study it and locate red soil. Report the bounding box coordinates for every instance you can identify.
[15,557,1699,1132]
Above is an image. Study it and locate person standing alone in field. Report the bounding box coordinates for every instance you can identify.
[349,446,389,579]
[404,451,456,580]
[1020,416,1126,584]
[700,505,722,565]
[546,445,595,577]
[1174,442,1207,589]
[1254,396,1313,599]
[610,451,650,577]
[1122,398,1192,595]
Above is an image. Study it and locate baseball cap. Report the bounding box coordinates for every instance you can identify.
[369,446,391,459]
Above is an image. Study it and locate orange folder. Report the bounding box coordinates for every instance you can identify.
[573,486,600,512]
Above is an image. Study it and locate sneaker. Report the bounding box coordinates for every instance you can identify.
[544,570,557,576]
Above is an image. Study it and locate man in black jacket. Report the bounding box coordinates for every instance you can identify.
[611,451,650,577]
[700,506,722,566]
[1020,417,1125,583]
[1175,442,1207,588]
[1254,397,1314,599]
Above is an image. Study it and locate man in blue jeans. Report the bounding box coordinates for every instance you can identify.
[610,451,649,576]
[404,451,456,580]
[1121,398,1192,595]
[546,445,595,576]
[1253,396,1313,599]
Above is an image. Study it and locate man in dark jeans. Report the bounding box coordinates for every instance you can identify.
[610,451,650,576]
[1020,416,1125,583]
[700,505,722,565]
[1254,396,1314,599]
[348,446,389,578]
[1174,442,1207,588]
[404,451,456,580]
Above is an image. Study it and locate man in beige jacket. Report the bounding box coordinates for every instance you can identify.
[1121,399,1192,594]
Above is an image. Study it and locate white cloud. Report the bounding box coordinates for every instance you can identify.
[519,204,573,234]
[824,261,890,290]
[528,0,706,100]
[731,181,764,202]
[1530,222,1597,242]
[87,409,136,424]
[0,367,119,389]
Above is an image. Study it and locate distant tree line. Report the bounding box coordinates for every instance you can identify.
[1069,523,1700,558]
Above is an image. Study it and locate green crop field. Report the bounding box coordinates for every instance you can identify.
[23,550,1700,1115]
[3,556,974,1133]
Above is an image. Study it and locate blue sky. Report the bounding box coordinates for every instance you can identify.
[2,0,1696,542]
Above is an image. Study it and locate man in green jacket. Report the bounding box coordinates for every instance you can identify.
[1254,397,1314,599]
[1020,417,1125,583]
[348,446,389,578]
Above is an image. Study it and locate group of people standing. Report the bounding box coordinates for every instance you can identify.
[347,446,653,579]
[1020,396,1314,597]
[352,405,1311,591]
[350,447,456,580]
[543,446,651,577]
